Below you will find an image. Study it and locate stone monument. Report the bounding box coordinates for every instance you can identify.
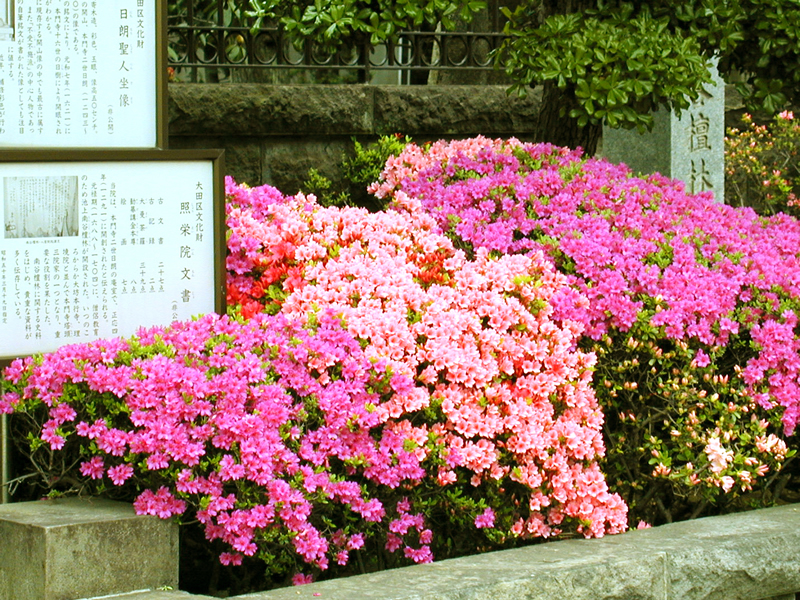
[602,60,725,203]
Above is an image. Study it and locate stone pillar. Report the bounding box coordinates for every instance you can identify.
[602,60,725,203]
[0,497,179,600]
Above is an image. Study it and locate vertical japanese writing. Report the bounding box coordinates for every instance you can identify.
[109,177,118,333]
[136,0,145,49]
[118,4,130,112]
[116,0,143,117]
[687,92,715,194]
[35,0,44,134]
[690,159,713,196]
[54,2,66,134]
[32,253,41,339]
[195,181,205,244]
[1,0,154,147]
[0,49,5,134]
[16,3,27,134]
[1,161,217,358]
[83,1,100,135]
[0,249,6,325]
[42,248,51,326]
[690,113,711,152]
[177,183,200,317]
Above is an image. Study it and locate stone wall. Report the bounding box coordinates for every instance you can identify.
[167,84,543,193]
[238,504,800,600]
[167,83,759,201]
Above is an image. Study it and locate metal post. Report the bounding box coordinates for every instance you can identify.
[1,360,11,504]
[1,413,9,504]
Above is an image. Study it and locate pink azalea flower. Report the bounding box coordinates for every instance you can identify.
[79,456,105,480]
[474,508,496,529]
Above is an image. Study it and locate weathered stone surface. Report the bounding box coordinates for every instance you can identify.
[602,62,726,202]
[8,500,800,600]
[168,84,540,139]
[372,86,541,135]
[0,497,178,600]
[169,135,263,187]
[233,504,800,600]
[85,592,214,600]
[167,84,542,191]
[260,136,353,195]
[168,85,374,136]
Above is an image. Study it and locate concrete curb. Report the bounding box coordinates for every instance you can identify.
[4,499,799,600]
[233,504,800,600]
[0,497,178,600]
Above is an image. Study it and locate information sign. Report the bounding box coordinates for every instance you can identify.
[0,149,226,360]
[0,0,167,148]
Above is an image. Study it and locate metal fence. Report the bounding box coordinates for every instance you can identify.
[167,1,509,83]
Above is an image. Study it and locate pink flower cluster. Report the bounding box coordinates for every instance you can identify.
[371,136,800,436]
[1,173,629,584]
[1,312,427,574]
[225,179,627,540]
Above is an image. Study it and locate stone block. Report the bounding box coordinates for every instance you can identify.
[234,540,667,600]
[602,61,725,202]
[373,85,541,136]
[168,135,262,187]
[0,497,178,600]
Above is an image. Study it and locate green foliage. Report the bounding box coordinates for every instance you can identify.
[168,0,249,63]
[725,111,800,216]
[246,0,485,50]
[497,0,800,135]
[301,134,413,210]
[343,134,414,192]
[301,168,353,208]
[594,323,793,525]
[498,8,712,132]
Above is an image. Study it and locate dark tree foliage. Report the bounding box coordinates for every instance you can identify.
[498,0,800,153]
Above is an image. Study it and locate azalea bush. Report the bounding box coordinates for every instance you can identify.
[2,312,427,584]
[225,177,627,543]
[725,110,800,217]
[371,136,799,524]
[1,174,628,590]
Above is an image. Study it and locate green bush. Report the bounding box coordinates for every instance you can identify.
[725,110,800,216]
[301,134,412,210]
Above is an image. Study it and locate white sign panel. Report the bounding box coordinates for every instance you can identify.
[0,155,221,359]
[0,0,161,148]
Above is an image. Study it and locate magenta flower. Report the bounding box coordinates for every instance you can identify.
[372,135,800,522]
[107,464,134,486]
[79,456,105,480]
[474,508,496,529]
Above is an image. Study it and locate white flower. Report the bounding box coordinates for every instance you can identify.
[704,437,733,474]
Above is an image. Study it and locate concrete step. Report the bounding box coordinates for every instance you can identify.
[0,497,178,600]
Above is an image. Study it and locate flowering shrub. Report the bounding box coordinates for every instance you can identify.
[225,178,628,545]
[371,136,799,524]
[2,312,428,582]
[726,110,800,216]
[1,175,628,589]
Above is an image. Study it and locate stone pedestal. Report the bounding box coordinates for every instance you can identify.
[602,61,725,203]
[0,497,178,600]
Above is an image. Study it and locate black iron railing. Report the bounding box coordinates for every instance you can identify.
[167,1,508,83]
